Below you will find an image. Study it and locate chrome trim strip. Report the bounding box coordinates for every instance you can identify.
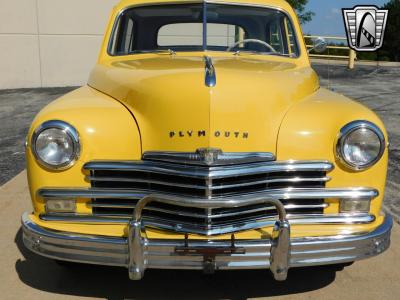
[38,187,378,202]
[336,120,386,171]
[142,150,275,166]
[86,175,331,190]
[87,202,329,217]
[83,160,334,179]
[204,56,216,87]
[40,212,375,223]
[39,213,375,235]
[22,213,392,280]
[49,202,329,219]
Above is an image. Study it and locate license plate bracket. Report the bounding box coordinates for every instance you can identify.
[174,234,246,256]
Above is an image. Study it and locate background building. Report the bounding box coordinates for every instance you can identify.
[0,0,243,89]
[0,0,118,89]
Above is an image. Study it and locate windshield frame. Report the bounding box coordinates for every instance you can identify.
[107,1,302,59]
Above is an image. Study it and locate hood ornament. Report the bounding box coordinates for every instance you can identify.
[204,56,216,87]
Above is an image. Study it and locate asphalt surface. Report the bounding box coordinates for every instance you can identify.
[0,87,76,186]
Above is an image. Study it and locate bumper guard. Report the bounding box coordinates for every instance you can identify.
[22,194,392,281]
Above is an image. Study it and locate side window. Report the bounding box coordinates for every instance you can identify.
[285,18,299,56]
[267,17,299,56]
[123,18,134,53]
[110,16,135,55]
[269,20,284,53]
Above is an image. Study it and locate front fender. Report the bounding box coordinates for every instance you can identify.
[277,88,388,217]
[26,86,141,214]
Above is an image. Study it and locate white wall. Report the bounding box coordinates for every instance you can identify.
[0,0,119,89]
[0,1,242,89]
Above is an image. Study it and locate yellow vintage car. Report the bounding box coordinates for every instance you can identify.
[22,0,392,281]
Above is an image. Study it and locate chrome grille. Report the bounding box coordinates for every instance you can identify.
[85,160,332,198]
[82,152,334,234]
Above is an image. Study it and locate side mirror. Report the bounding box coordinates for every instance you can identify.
[308,37,328,54]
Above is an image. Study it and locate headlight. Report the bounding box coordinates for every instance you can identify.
[31,120,80,170]
[336,120,385,170]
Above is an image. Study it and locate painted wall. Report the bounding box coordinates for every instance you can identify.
[0,1,241,89]
[0,0,119,89]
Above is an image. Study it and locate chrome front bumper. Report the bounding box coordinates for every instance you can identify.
[22,195,392,281]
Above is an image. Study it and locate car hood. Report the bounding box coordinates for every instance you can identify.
[88,54,319,154]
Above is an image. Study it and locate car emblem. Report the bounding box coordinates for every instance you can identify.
[342,6,388,52]
[196,148,222,166]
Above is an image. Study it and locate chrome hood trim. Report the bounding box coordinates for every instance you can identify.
[142,149,275,166]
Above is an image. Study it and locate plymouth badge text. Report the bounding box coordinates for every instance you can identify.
[169,131,249,139]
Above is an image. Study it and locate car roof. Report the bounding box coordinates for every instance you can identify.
[116,0,294,13]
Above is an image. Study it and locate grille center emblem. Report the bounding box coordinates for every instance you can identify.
[196,148,222,166]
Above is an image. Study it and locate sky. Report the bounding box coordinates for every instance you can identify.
[302,0,388,36]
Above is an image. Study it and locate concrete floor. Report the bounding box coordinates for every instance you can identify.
[1,171,399,299]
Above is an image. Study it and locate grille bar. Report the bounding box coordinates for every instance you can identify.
[39,187,378,202]
[86,175,331,191]
[87,202,329,219]
[39,213,376,235]
[83,160,334,179]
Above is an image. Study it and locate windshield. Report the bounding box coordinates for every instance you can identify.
[109,3,299,57]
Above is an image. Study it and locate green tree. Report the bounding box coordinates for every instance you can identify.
[286,0,315,24]
[379,0,400,61]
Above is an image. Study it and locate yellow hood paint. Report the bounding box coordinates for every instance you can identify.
[88,53,319,153]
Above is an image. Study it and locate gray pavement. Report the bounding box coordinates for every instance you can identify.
[0,87,76,185]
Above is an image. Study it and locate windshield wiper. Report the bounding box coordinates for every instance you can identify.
[232,50,272,56]
[232,50,294,58]
[129,49,176,55]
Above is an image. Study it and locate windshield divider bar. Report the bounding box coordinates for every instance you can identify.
[203,1,207,51]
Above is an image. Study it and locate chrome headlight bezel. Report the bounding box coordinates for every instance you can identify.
[31,120,80,170]
[336,120,386,171]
